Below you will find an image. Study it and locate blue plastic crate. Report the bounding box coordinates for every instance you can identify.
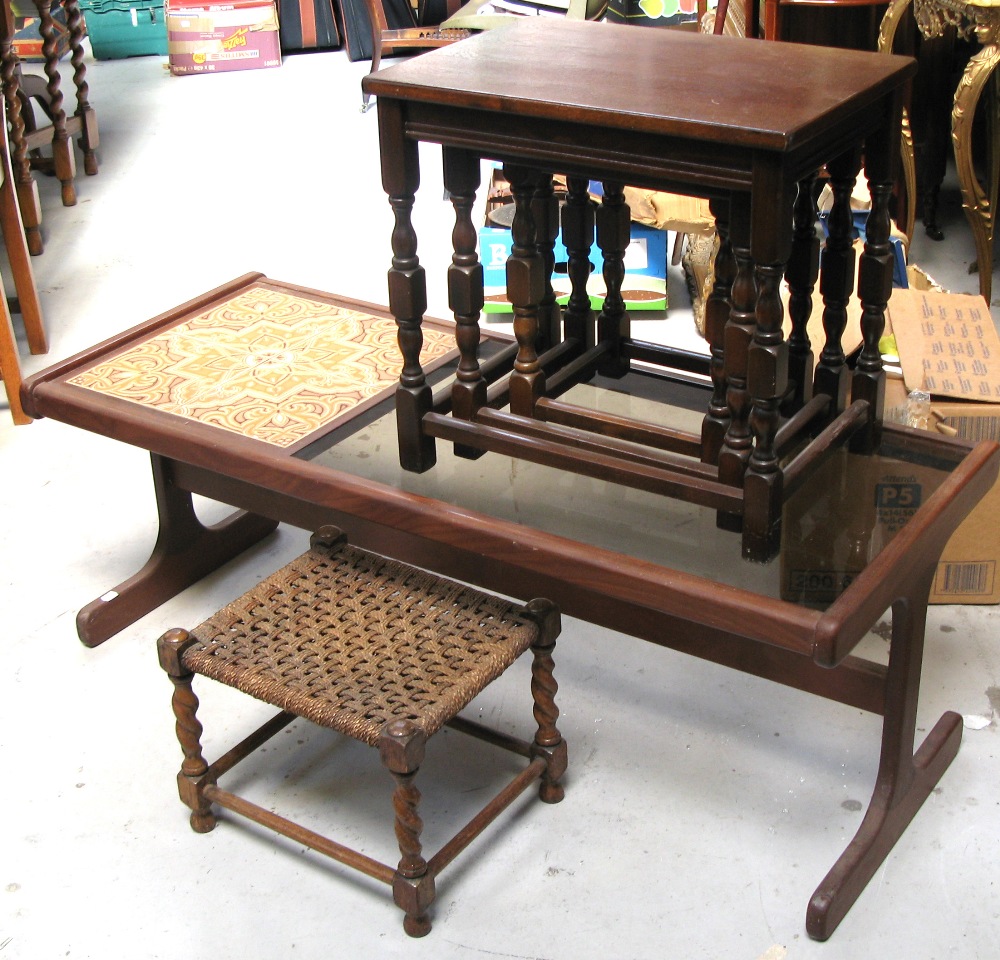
[80,0,167,59]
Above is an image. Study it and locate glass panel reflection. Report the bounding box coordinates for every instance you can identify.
[304,368,955,610]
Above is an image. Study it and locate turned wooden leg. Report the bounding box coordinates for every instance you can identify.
[524,598,566,804]
[701,197,733,465]
[717,194,756,531]
[157,629,217,834]
[784,173,819,415]
[380,101,434,471]
[852,120,898,452]
[36,0,76,206]
[531,173,561,352]
[65,0,99,175]
[595,180,631,379]
[814,148,862,415]
[380,720,435,938]
[504,162,546,417]
[561,175,596,350]
[443,145,486,459]
[742,172,793,561]
[1,41,43,255]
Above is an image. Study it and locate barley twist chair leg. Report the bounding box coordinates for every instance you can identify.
[157,628,216,834]
[525,598,567,804]
[380,719,435,937]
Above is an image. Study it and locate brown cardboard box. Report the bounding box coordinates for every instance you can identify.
[880,376,1000,604]
[781,449,960,606]
[882,286,1000,603]
[781,285,1000,606]
[166,0,280,75]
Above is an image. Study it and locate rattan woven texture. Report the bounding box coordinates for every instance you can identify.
[181,537,539,746]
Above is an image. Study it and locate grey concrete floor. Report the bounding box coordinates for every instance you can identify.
[2,41,999,960]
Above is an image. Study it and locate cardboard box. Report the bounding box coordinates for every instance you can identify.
[879,286,1000,603]
[889,286,1000,403]
[11,2,70,61]
[166,0,280,75]
[779,444,1000,606]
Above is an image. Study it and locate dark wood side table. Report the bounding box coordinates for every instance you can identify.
[18,271,1000,941]
[362,19,917,561]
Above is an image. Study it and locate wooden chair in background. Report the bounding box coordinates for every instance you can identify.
[0,94,46,424]
[360,0,469,111]
[1,0,99,254]
[361,0,611,112]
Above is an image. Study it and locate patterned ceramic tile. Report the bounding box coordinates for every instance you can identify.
[70,285,456,447]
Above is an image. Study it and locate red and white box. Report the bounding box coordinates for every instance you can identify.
[166,0,281,75]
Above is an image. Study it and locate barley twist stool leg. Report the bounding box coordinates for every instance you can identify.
[525,599,567,804]
[380,719,435,937]
[157,629,216,834]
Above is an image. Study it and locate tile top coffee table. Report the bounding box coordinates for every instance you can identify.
[20,270,1000,941]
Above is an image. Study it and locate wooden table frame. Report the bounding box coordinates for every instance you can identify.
[363,20,917,562]
[20,271,1000,940]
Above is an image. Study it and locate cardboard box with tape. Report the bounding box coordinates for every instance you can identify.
[166,0,280,75]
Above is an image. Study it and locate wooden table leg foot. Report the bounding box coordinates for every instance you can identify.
[806,709,962,940]
[76,454,279,646]
[77,508,278,647]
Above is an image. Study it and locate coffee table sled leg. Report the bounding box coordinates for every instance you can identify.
[75,453,277,647]
[806,584,961,939]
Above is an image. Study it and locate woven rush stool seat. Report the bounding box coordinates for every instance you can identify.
[157,526,567,937]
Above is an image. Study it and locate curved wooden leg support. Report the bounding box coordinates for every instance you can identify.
[76,453,279,647]
[806,587,960,940]
[807,710,961,940]
[952,41,1000,304]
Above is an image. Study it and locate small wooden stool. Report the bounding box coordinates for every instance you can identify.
[157,526,567,937]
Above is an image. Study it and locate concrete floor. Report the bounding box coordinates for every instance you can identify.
[2,42,999,960]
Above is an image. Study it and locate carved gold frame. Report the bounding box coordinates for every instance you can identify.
[880,0,1000,300]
